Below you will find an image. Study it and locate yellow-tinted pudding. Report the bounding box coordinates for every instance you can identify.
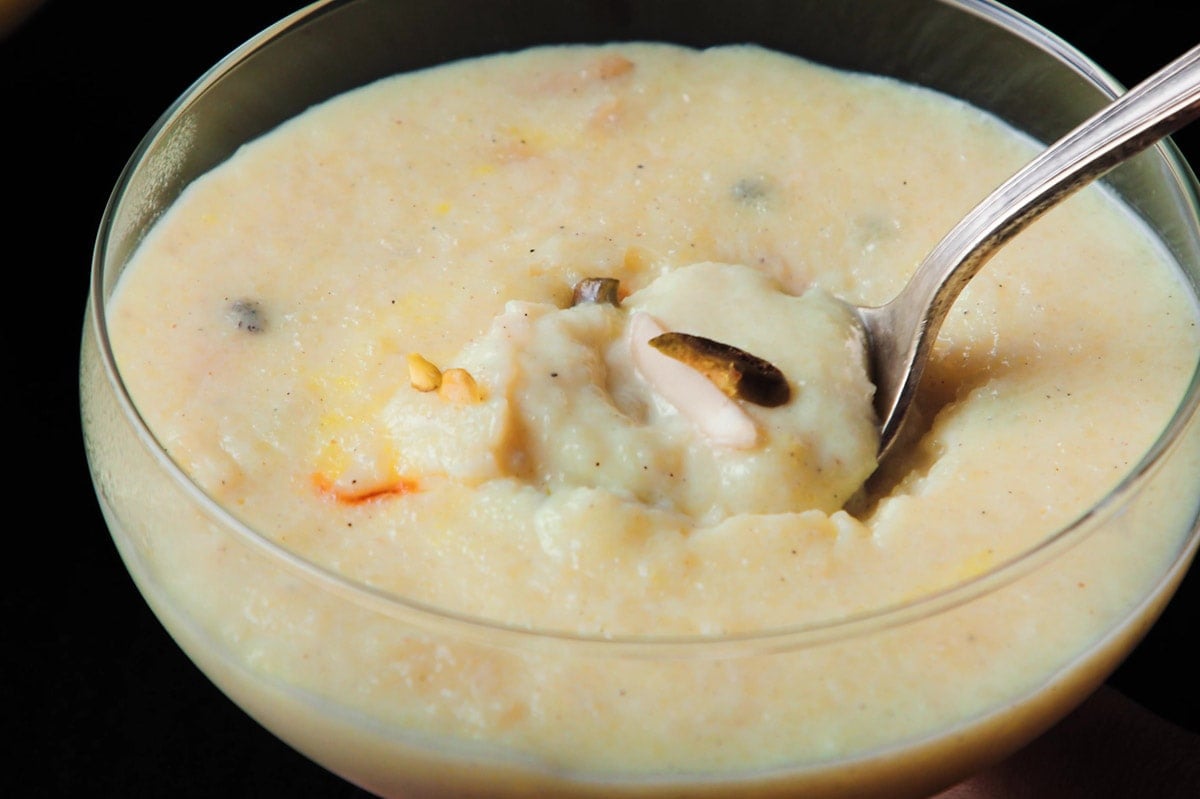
[82,41,1200,798]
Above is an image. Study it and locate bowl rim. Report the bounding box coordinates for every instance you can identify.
[86,0,1200,658]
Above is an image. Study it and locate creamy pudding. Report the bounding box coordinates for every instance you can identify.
[83,41,1200,797]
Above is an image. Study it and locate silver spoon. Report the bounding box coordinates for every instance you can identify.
[863,44,1200,460]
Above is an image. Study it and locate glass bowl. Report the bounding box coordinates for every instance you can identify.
[79,1,1200,797]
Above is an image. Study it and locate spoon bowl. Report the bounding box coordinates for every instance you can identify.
[865,44,1200,458]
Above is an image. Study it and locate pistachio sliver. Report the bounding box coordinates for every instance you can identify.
[648,332,790,407]
[571,277,621,306]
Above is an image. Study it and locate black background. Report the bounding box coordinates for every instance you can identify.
[3,1,1197,797]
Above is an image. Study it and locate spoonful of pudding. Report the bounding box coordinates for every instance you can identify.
[863,44,1200,459]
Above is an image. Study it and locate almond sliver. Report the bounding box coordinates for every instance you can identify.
[628,312,758,449]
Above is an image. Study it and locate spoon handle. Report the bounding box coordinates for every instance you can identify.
[873,44,1200,453]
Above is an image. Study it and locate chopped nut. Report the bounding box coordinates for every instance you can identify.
[571,277,621,307]
[227,299,267,333]
[649,332,790,407]
[629,312,758,449]
[438,368,483,404]
[407,353,442,392]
